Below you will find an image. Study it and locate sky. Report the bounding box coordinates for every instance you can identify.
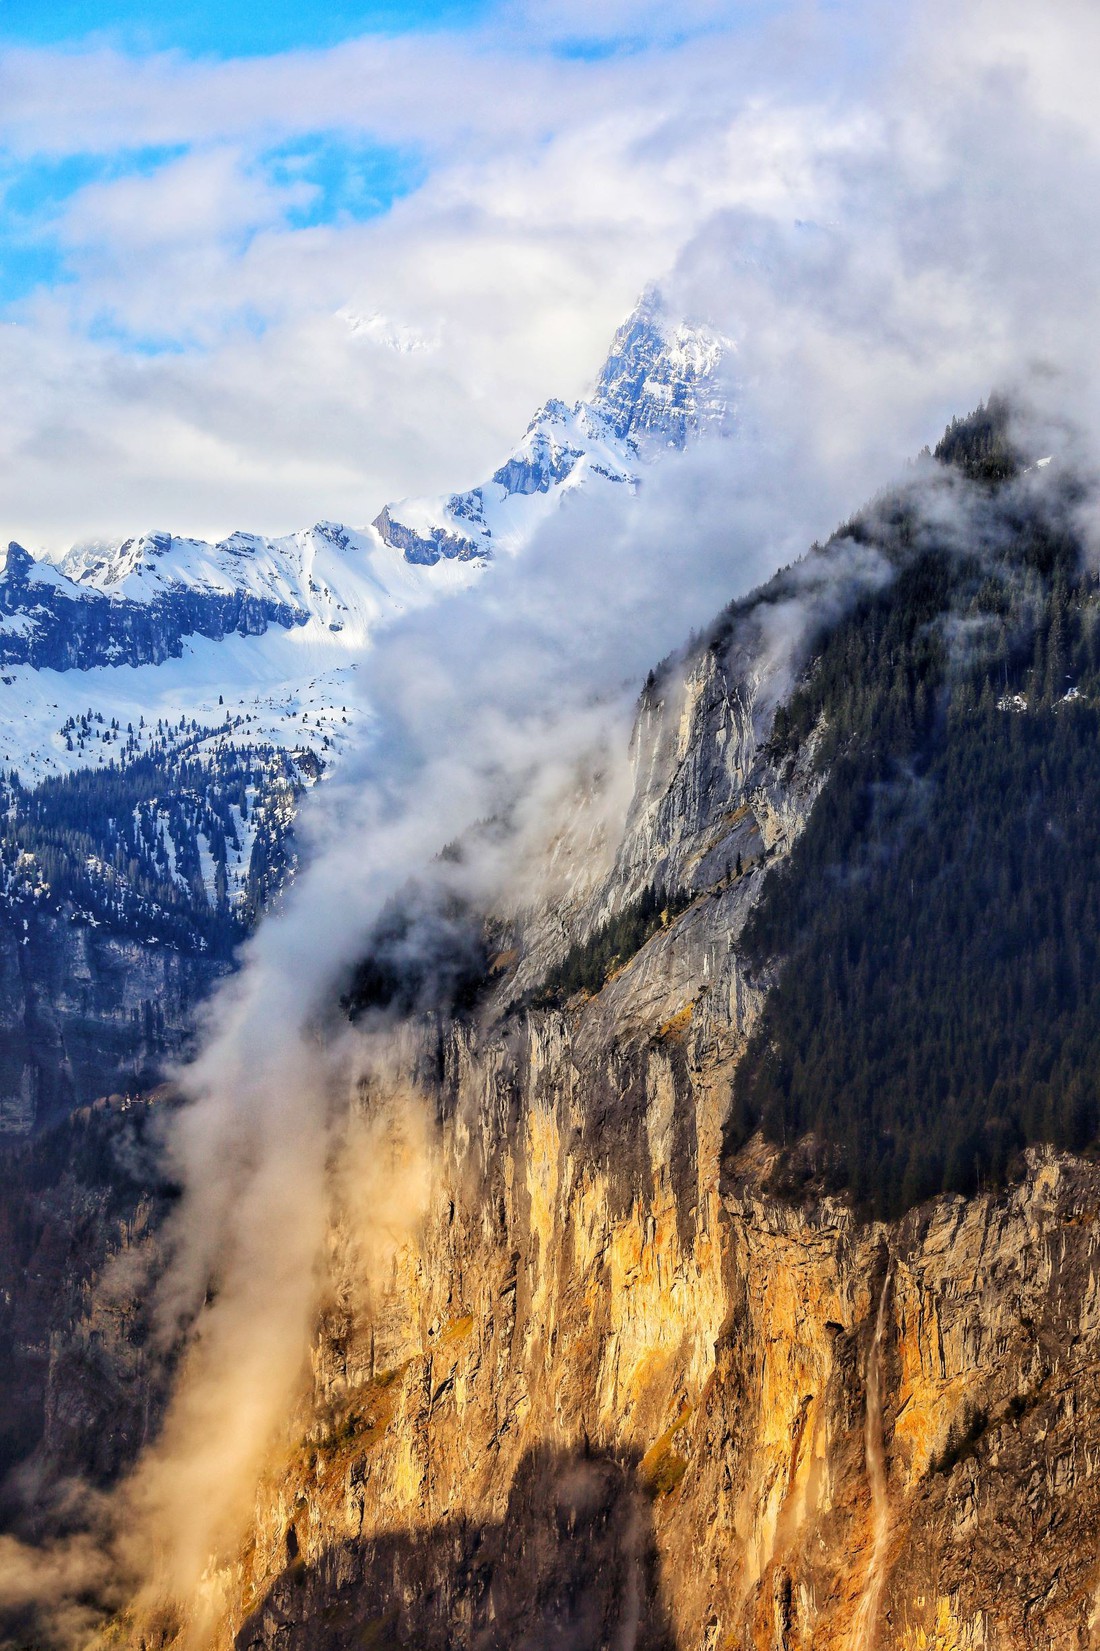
[0,0,1098,555]
[0,0,936,554]
[0,2,491,56]
[0,0,786,549]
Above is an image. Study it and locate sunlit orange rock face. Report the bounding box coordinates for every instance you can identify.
[107,645,1100,1651]
[197,1007,1100,1651]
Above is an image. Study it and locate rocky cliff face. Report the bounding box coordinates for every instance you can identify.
[225,1121,1100,1651]
[63,602,1094,1651]
[11,561,1100,1651]
[0,909,227,1134]
[0,1092,174,1506]
[593,288,731,448]
[0,540,308,673]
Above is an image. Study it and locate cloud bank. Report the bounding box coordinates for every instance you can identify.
[11,0,1094,549]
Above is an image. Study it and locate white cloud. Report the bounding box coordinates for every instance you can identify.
[0,0,1096,551]
[0,18,872,549]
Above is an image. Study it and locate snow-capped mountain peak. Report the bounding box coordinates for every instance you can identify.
[59,531,173,589]
[0,284,733,789]
[592,285,732,448]
[371,287,733,568]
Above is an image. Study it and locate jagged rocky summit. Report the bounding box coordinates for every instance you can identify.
[0,290,731,679]
[371,287,732,565]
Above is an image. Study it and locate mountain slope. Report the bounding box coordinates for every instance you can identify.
[213,413,1100,1651]
[0,291,733,1132]
[0,521,465,1130]
[732,409,1099,1215]
[10,401,1100,1651]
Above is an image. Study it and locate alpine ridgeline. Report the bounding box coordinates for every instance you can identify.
[0,290,730,1132]
[7,397,1100,1651]
[372,286,731,564]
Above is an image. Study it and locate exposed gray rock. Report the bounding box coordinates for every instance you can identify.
[369,506,484,566]
[0,909,227,1133]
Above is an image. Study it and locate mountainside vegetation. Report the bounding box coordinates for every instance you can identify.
[343,885,492,1020]
[531,884,692,1008]
[730,403,1100,1217]
[0,744,303,957]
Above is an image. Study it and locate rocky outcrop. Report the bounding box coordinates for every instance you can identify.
[0,541,308,672]
[224,1099,1100,1651]
[593,288,730,448]
[491,424,584,494]
[0,909,227,1134]
[368,288,722,571]
[369,506,484,567]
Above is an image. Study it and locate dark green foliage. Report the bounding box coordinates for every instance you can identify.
[0,1091,176,1206]
[532,885,692,1008]
[933,392,1022,482]
[730,412,1100,1218]
[736,693,1100,1215]
[766,546,959,771]
[0,745,302,957]
[344,887,491,1021]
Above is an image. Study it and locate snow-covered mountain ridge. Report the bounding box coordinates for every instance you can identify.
[0,287,732,1127]
[0,523,482,777]
[372,288,731,565]
[0,289,730,787]
[2,520,477,671]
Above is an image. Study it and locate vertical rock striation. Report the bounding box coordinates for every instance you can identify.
[17,554,1100,1651]
[124,614,1100,1651]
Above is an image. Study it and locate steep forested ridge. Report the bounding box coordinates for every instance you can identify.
[10,400,1100,1651]
[530,885,693,1007]
[731,403,1100,1216]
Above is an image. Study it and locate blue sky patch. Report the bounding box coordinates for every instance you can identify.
[264,136,426,230]
[0,133,423,314]
[0,240,69,306]
[0,0,490,57]
[1,146,188,216]
[0,146,188,304]
[86,313,193,355]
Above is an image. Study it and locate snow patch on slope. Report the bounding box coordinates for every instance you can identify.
[0,534,481,785]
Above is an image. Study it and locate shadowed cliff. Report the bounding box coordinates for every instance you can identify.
[235,1444,676,1651]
